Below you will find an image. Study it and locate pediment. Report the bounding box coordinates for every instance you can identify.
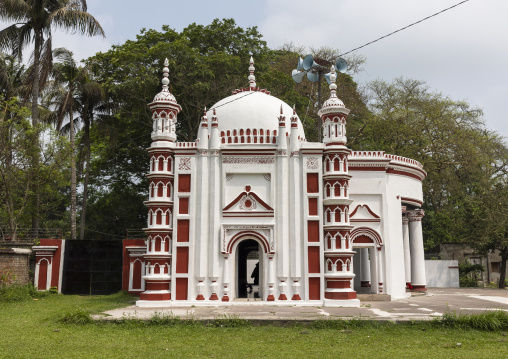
[223,185,274,217]
[350,204,381,222]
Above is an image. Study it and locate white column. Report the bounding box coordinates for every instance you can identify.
[208,111,221,298]
[377,248,384,294]
[267,255,275,301]
[402,215,411,286]
[222,254,230,301]
[407,209,427,291]
[360,248,371,287]
[368,248,378,294]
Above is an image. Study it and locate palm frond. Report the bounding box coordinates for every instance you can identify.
[0,0,31,22]
[49,8,105,37]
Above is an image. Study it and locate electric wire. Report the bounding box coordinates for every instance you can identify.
[339,0,471,57]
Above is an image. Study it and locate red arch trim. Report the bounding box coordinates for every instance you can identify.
[350,227,383,247]
[226,231,271,254]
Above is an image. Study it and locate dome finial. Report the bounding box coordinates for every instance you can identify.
[161,58,170,92]
[329,65,337,98]
[248,56,256,90]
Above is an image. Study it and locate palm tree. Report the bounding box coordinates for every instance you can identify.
[0,0,105,233]
[76,75,110,240]
[44,47,104,240]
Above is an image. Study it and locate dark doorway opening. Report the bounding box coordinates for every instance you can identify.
[236,239,260,298]
[62,240,122,295]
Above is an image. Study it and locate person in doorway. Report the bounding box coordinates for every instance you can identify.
[251,262,259,285]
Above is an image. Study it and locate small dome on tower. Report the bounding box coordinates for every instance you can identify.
[152,58,178,104]
[318,65,348,116]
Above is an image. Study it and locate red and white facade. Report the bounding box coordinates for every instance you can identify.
[134,58,428,307]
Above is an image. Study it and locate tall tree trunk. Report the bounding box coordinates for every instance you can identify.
[79,120,91,240]
[31,31,42,237]
[499,250,507,289]
[70,104,76,240]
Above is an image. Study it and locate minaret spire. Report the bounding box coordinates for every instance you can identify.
[161,58,170,92]
[248,56,256,90]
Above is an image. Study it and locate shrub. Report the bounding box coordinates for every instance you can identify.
[440,311,508,331]
[459,259,483,287]
[0,266,17,287]
[58,308,94,324]
[0,284,47,302]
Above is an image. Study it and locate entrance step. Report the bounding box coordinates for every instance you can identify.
[357,294,391,301]
[234,298,263,302]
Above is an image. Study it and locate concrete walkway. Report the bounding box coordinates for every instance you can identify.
[95,288,508,322]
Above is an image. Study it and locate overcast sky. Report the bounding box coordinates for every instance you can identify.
[2,0,507,139]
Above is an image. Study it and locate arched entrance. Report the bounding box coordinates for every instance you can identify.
[235,239,262,299]
[350,227,383,295]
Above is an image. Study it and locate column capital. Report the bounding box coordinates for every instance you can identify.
[407,209,425,222]
[402,216,409,225]
[401,206,407,214]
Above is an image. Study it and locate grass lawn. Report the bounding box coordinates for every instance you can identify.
[0,290,507,358]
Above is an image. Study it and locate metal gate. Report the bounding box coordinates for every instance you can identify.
[62,240,123,295]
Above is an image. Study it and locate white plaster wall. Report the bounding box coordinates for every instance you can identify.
[425,260,459,288]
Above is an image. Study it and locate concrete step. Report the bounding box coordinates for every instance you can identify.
[357,294,391,301]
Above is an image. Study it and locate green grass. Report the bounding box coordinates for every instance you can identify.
[0,288,507,358]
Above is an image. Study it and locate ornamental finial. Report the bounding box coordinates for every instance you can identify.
[329,64,337,97]
[248,56,256,89]
[161,58,170,92]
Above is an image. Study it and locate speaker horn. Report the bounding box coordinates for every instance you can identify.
[335,57,348,73]
[291,69,306,84]
[297,57,304,71]
[303,54,319,71]
[306,71,319,82]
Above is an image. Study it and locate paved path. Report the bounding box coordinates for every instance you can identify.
[96,288,508,322]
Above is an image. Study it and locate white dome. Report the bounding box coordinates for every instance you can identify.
[199,91,306,141]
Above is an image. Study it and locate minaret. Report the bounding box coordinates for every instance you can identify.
[139,59,182,302]
[318,65,358,304]
[195,108,209,300]
[208,108,222,301]
[276,105,289,300]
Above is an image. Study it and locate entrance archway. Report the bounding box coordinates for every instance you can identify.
[350,228,383,295]
[235,239,261,298]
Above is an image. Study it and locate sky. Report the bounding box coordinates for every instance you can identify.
[2,0,507,139]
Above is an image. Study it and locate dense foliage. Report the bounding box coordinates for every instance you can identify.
[1,16,508,285]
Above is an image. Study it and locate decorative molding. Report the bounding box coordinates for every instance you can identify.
[290,151,299,158]
[222,157,274,164]
[401,196,423,207]
[277,150,287,156]
[349,204,381,221]
[307,157,319,170]
[178,157,191,170]
[223,186,274,217]
[226,173,234,182]
[263,174,271,182]
[350,227,383,248]
[222,225,274,254]
[407,209,425,222]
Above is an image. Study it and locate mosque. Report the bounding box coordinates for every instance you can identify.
[124,58,427,307]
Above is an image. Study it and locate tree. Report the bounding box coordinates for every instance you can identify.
[259,43,369,143]
[81,19,270,237]
[0,97,69,240]
[363,78,508,251]
[0,0,105,233]
[43,47,104,240]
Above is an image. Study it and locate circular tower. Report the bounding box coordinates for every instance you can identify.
[318,66,357,303]
[140,59,182,301]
